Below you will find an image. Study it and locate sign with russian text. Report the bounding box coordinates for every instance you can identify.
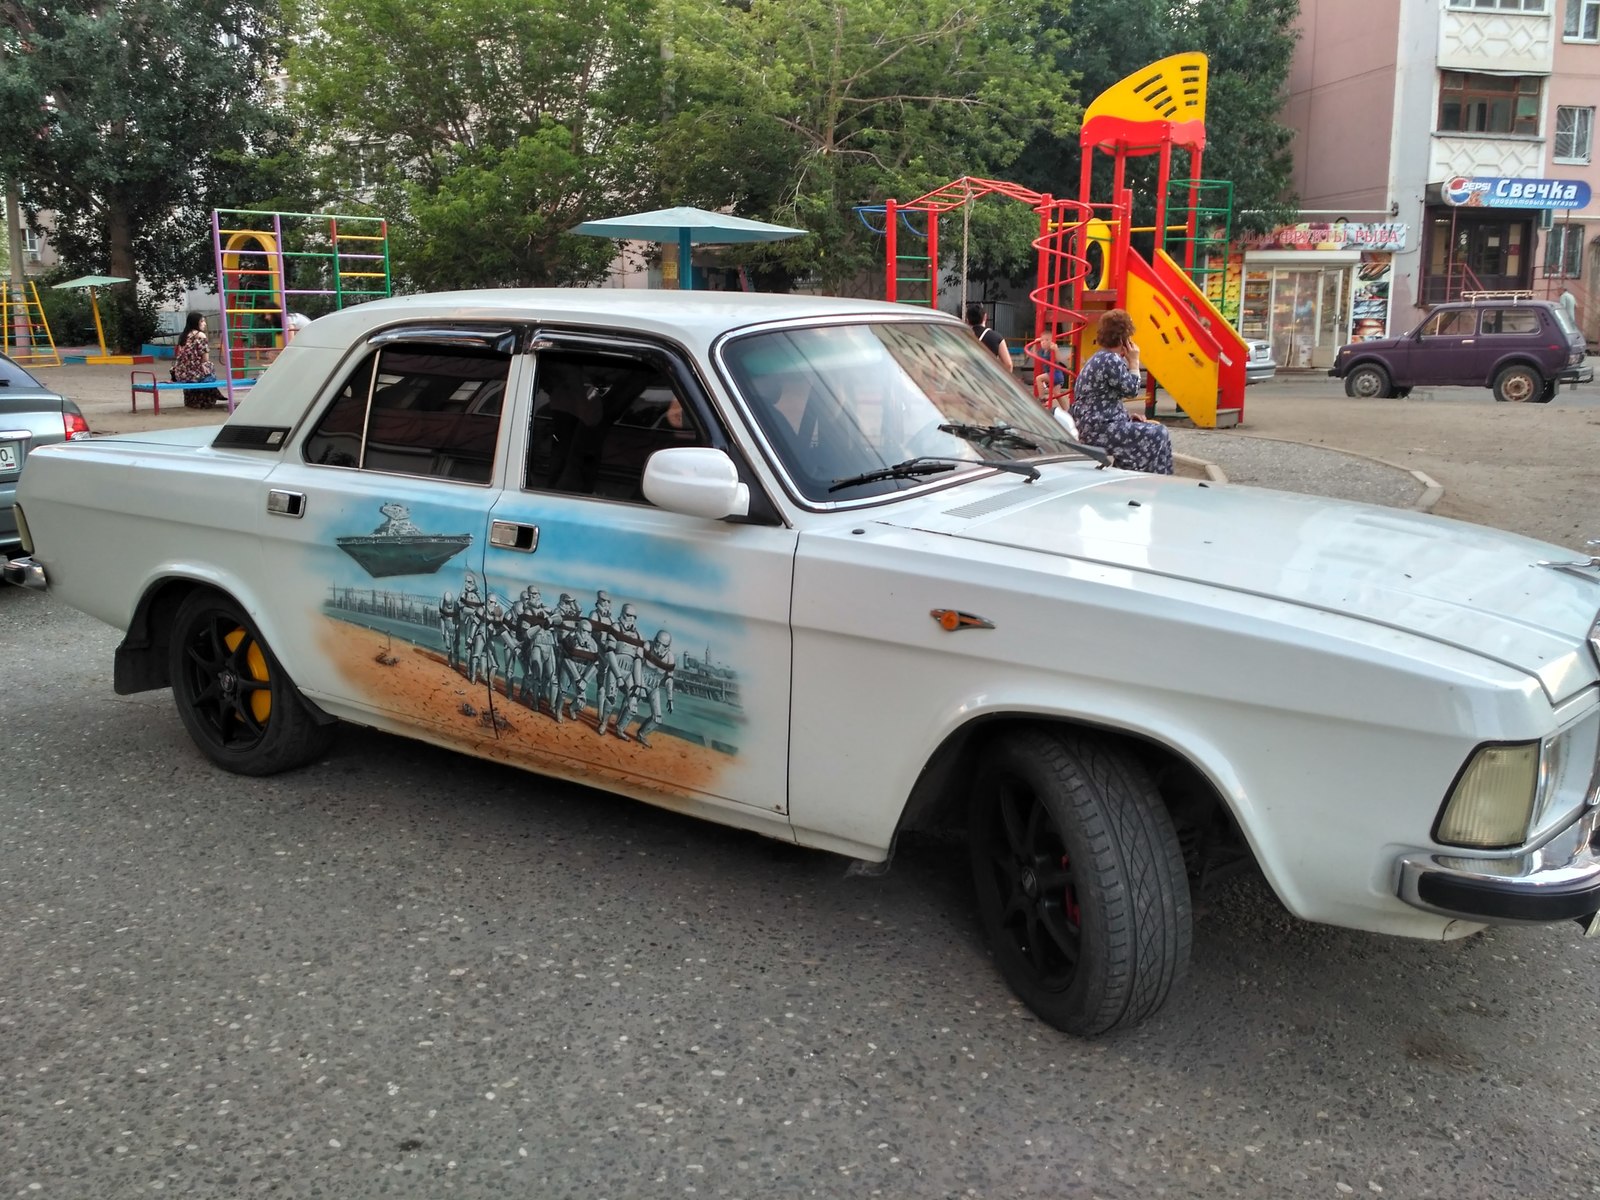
[1442,176,1591,209]
[1240,222,1408,252]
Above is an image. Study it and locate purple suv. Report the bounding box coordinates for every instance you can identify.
[1329,298,1591,403]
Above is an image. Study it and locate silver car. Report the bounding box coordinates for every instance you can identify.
[1,353,90,558]
[1244,339,1276,384]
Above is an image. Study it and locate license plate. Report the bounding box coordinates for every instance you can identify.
[0,441,18,473]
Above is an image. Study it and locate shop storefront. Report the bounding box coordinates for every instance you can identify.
[1422,175,1592,306]
[1237,222,1408,371]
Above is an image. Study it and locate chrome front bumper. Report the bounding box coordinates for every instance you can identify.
[2,555,48,590]
[1397,805,1600,927]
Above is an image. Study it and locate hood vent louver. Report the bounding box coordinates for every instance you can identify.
[943,487,1042,520]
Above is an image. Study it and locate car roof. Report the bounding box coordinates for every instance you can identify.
[227,288,958,428]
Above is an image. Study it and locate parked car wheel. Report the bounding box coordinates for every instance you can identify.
[168,590,335,775]
[1492,364,1542,404]
[969,728,1191,1036]
[1343,364,1392,399]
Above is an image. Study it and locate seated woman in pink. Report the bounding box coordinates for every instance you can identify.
[171,313,222,409]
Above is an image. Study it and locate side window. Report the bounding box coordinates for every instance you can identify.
[1421,310,1473,337]
[525,349,708,502]
[304,343,509,484]
[1481,307,1539,335]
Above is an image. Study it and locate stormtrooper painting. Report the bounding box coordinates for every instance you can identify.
[613,629,676,746]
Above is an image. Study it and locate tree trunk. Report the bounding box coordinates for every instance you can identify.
[106,199,138,353]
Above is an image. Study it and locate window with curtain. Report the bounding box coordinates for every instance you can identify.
[1566,0,1600,39]
[1544,225,1585,278]
[1555,106,1594,161]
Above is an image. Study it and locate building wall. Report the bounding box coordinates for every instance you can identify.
[1285,0,1402,213]
[1544,13,1600,341]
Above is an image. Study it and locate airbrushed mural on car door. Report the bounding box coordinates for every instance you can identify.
[306,494,757,804]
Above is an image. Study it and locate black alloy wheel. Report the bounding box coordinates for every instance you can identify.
[168,590,334,775]
[969,729,1191,1036]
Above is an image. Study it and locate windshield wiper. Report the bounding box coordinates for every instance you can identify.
[938,420,1113,468]
[829,456,1040,494]
[937,422,1040,451]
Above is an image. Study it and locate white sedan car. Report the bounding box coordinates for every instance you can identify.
[9,290,1600,1036]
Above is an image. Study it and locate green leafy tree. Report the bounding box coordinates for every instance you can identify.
[287,0,663,289]
[655,0,1077,294]
[0,0,301,348]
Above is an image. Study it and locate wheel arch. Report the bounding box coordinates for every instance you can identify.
[894,712,1258,892]
[1485,355,1546,388]
[113,571,335,727]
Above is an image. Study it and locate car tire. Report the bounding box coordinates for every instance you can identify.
[968,728,1191,1036]
[1492,364,1542,404]
[168,589,335,776]
[1343,365,1391,399]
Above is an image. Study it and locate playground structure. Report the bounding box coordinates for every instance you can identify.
[864,54,1247,428]
[211,209,391,408]
[1,279,62,369]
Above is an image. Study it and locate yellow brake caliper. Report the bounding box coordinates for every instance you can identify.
[223,627,273,723]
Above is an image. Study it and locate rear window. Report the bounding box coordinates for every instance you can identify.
[0,357,42,388]
[1552,304,1582,339]
[1479,308,1540,336]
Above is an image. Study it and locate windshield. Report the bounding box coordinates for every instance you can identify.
[721,319,1083,502]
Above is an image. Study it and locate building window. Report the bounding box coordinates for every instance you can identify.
[1450,0,1547,10]
[1545,224,1585,278]
[20,227,41,258]
[1555,106,1594,162]
[1566,0,1600,39]
[1437,73,1541,135]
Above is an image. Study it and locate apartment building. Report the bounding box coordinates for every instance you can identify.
[1251,0,1598,369]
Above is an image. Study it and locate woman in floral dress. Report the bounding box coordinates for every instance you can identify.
[171,313,222,409]
[1067,309,1173,475]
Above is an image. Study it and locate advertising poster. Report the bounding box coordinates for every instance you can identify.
[1349,253,1393,341]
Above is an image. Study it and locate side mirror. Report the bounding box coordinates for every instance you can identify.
[642,447,751,520]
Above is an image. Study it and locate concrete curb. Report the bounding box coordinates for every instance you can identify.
[1174,453,1227,484]
[1179,434,1444,513]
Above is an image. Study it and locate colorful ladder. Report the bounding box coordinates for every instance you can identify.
[0,279,62,368]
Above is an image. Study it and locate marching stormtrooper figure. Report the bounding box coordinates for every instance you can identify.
[438,588,462,671]
[458,572,485,679]
[556,616,601,723]
[512,586,557,709]
[597,604,647,738]
[624,629,676,748]
[589,590,618,704]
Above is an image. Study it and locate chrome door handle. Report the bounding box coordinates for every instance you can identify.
[266,489,305,518]
[490,520,539,552]
[1460,339,1474,344]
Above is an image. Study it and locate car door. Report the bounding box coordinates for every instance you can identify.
[478,331,798,816]
[256,325,521,734]
[1399,308,1479,385]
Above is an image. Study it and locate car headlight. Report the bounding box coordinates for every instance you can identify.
[1435,742,1540,849]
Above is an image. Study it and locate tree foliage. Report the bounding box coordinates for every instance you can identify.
[651,0,1077,294]
[0,0,301,346]
[287,0,662,288]
[1018,0,1300,231]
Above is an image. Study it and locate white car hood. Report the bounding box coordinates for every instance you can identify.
[892,470,1600,702]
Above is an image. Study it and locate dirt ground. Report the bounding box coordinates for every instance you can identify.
[44,361,1600,552]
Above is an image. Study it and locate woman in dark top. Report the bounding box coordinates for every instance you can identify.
[171,312,222,409]
[964,302,1012,372]
[1067,309,1172,475]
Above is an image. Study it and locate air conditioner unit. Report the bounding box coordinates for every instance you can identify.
[1538,208,1554,231]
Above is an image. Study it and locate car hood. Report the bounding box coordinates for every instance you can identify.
[889,471,1600,702]
[1341,336,1403,355]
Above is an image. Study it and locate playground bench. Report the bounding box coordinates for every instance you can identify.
[129,370,249,415]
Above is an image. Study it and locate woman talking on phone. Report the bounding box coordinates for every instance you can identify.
[1067,309,1173,475]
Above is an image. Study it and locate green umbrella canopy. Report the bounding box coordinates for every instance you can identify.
[570,207,806,289]
[51,275,132,289]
